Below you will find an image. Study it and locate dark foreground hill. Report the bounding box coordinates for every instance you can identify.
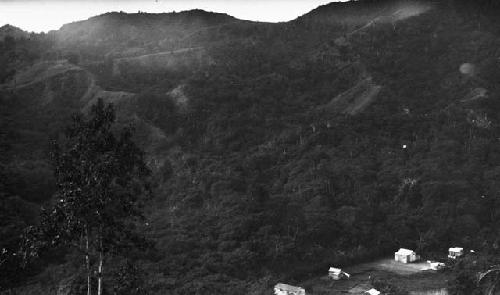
[2,0,500,294]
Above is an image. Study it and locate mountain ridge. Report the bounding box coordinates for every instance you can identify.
[2,1,500,294]
[0,24,29,41]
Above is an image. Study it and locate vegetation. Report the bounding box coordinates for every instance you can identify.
[1,0,500,294]
[27,99,150,295]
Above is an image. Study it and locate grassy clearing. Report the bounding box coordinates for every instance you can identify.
[301,258,451,295]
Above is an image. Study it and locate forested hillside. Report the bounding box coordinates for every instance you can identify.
[2,0,500,294]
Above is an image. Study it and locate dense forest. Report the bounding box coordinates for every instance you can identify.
[2,0,500,294]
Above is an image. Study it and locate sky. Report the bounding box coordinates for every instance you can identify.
[0,0,348,33]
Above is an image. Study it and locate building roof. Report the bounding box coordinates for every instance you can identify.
[396,248,415,255]
[429,262,445,266]
[366,289,381,295]
[329,267,342,273]
[449,247,463,252]
[274,283,305,292]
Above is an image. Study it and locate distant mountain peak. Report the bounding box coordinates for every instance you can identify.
[0,24,29,41]
[54,8,241,51]
[299,0,432,26]
[1,24,24,32]
[82,8,236,23]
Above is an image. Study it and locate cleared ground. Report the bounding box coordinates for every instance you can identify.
[345,258,436,276]
[301,258,451,295]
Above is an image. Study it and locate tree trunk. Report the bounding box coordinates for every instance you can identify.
[97,228,104,295]
[86,226,92,295]
[97,251,103,295]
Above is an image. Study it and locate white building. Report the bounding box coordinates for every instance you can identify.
[328,267,350,280]
[395,248,419,263]
[427,261,445,270]
[274,283,306,295]
[365,288,381,295]
[448,247,464,259]
[329,267,342,280]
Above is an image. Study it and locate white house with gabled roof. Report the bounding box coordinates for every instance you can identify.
[328,267,350,280]
[448,247,464,259]
[395,248,419,263]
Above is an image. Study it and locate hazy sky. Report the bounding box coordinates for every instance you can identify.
[0,0,348,33]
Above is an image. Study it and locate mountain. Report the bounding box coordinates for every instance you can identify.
[0,24,29,41]
[52,10,239,57]
[2,1,500,294]
[299,0,432,26]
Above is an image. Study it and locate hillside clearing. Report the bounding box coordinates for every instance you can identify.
[322,76,381,115]
[301,258,451,295]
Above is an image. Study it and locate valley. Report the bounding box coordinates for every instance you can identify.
[1,0,500,294]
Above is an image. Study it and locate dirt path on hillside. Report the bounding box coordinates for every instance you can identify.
[324,76,381,115]
[7,60,83,89]
[113,47,203,62]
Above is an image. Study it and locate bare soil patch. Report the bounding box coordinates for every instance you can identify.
[301,258,451,295]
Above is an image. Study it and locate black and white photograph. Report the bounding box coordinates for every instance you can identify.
[1,0,500,294]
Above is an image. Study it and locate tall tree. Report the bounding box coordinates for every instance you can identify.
[34,99,150,295]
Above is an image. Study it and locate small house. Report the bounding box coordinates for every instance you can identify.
[365,289,381,295]
[274,283,306,295]
[448,247,464,259]
[328,267,350,280]
[329,267,342,280]
[428,261,445,270]
[395,248,418,263]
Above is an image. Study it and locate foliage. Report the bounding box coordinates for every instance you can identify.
[17,99,151,294]
[112,260,147,295]
[2,1,500,294]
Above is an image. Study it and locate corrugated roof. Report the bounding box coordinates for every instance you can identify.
[449,247,463,252]
[329,267,342,273]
